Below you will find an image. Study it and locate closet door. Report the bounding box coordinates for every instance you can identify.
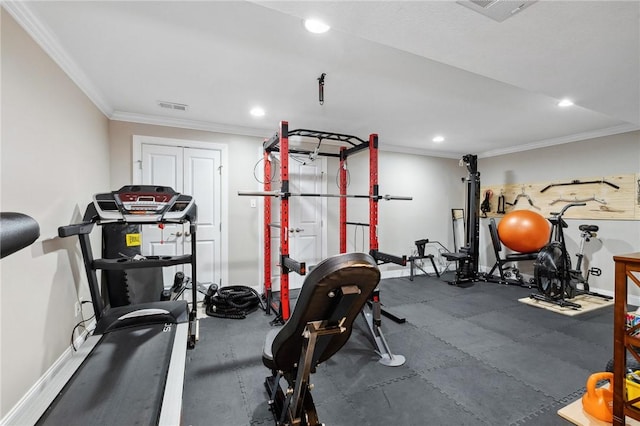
[183,147,222,288]
[138,142,222,290]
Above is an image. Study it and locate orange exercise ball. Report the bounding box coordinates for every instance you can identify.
[497,210,550,253]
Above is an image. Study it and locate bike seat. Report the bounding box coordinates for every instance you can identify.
[579,224,599,232]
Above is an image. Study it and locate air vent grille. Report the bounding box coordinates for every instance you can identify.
[158,101,188,111]
[458,0,537,22]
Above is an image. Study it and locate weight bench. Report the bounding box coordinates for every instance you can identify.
[262,252,380,426]
[485,218,538,287]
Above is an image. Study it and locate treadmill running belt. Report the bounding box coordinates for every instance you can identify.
[37,323,177,426]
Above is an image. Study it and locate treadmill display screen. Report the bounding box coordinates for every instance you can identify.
[93,186,195,223]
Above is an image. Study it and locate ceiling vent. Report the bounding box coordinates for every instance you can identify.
[457,0,537,22]
[157,101,188,111]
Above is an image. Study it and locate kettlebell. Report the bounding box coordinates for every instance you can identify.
[582,372,613,422]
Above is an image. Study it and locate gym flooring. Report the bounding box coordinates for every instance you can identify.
[183,273,612,425]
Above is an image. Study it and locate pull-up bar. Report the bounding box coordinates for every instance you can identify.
[238,190,412,201]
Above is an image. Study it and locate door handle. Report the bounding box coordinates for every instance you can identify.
[170,231,183,237]
[288,228,304,233]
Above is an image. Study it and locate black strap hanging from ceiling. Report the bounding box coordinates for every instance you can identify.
[318,73,326,105]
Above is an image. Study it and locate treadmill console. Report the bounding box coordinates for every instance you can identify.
[93,185,195,223]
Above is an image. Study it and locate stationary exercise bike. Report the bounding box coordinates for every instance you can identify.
[531,202,612,309]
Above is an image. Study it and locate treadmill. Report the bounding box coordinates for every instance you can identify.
[36,185,198,426]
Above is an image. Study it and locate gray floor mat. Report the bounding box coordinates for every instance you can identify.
[183,275,614,425]
[419,358,555,425]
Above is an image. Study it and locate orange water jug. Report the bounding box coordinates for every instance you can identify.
[582,372,613,422]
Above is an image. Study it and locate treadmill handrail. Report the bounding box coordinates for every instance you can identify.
[118,308,171,320]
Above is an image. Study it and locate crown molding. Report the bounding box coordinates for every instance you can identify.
[111,111,271,139]
[2,1,113,117]
[478,123,640,158]
[378,143,462,159]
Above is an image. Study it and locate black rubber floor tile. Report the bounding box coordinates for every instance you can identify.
[183,362,250,426]
[561,310,614,350]
[184,279,616,426]
[388,301,457,328]
[426,318,515,357]
[349,375,487,426]
[323,348,417,394]
[500,303,581,331]
[376,277,434,306]
[313,390,361,426]
[479,281,537,300]
[395,275,481,299]
[384,326,472,372]
[419,358,555,425]
[526,330,613,373]
[469,310,557,342]
[431,290,522,318]
[475,340,592,400]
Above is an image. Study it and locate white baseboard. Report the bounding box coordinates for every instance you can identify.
[1,321,96,426]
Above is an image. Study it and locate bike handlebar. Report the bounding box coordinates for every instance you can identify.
[551,202,587,218]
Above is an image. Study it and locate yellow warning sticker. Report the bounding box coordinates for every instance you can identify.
[126,233,141,247]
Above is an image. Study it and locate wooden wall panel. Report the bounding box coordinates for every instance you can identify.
[480,174,638,221]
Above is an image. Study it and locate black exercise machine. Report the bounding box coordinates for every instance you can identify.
[442,154,481,285]
[531,202,612,309]
[0,212,40,258]
[30,185,197,425]
[262,252,380,426]
[407,239,441,281]
[485,218,538,287]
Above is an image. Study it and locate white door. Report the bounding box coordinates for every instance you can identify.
[139,144,184,288]
[289,160,325,288]
[183,148,222,289]
[134,138,225,293]
[268,156,326,291]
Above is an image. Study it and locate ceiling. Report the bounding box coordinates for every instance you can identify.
[4,1,639,158]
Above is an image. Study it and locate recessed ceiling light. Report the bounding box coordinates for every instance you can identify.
[558,99,574,107]
[432,136,445,143]
[250,107,265,117]
[304,19,330,34]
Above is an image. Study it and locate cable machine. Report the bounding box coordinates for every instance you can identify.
[443,154,480,285]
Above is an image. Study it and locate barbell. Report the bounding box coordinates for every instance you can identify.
[238,190,412,201]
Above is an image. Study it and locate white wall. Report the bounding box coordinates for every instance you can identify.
[479,131,640,298]
[326,148,465,274]
[0,11,110,418]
